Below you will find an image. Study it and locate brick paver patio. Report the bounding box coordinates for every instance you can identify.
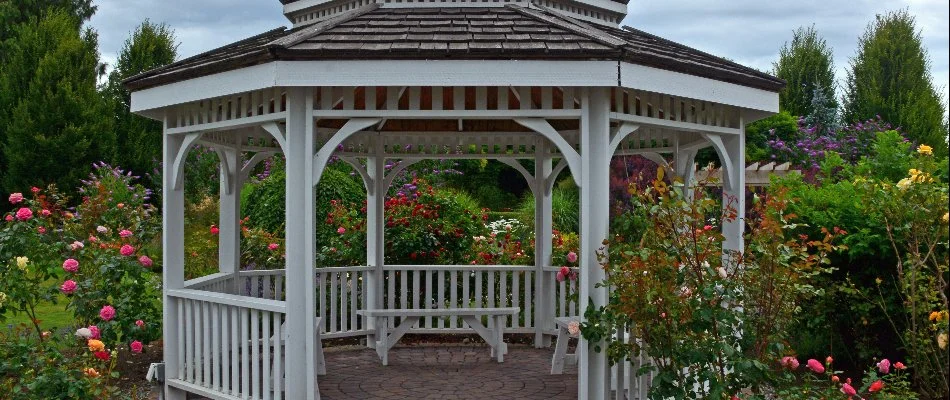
[319,343,578,399]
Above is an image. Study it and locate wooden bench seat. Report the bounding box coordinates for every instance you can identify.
[357,307,520,366]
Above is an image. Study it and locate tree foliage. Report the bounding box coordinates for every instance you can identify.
[0,10,114,193]
[103,20,178,177]
[774,25,837,119]
[843,9,948,157]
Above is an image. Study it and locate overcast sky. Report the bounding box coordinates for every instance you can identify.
[89,0,949,106]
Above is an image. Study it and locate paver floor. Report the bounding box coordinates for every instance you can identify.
[319,343,578,399]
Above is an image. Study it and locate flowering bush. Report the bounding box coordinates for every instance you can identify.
[581,171,843,399]
[317,183,486,266]
[847,143,949,397]
[771,356,916,399]
[0,327,119,399]
[468,218,533,265]
[767,116,897,175]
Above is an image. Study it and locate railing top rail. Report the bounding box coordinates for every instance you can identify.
[238,268,288,276]
[183,272,232,289]
[383,264,535,272]
[167,288,287,313]
[541,266,580,272]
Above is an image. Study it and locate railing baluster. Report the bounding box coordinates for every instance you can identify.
[449,270,458,328]
[340,272,349,332]
[262,311,271,400]
[273,312,283,400]
[437,270,445,328]
[203,301,211,386]
[512,271,520,329]
[330,272,339,333]
[351,271,359,331]
[241,307,250,400]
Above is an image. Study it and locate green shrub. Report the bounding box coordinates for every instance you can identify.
[242,163,366,246]
[516,178,579,234]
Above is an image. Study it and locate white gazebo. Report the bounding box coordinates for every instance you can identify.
[127,1,782,399]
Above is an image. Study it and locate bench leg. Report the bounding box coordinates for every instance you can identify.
[551,326,570,374]
[316,330,326,376]
[375,317,389,366]
[494,315,506,363]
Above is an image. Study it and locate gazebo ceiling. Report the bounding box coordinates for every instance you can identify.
[123,4,784,93]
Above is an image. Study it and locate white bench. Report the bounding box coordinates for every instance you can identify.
[357,307,520,366]
[551,316,580,374]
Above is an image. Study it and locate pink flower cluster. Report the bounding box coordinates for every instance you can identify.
[9,193,23,204]
[15,208,32,221]
[556,266,577,282]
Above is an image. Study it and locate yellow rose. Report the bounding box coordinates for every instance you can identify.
[938,333,948,350]
[0,291,7,306]
[87,339,105,352]
[83,367,99,378]
[943,213,949,223]
[15,256,28,270]
[896,178,913,190]
[917,144,933,155]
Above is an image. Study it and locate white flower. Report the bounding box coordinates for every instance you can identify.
[717,267,728,279]
[96,225,109,234]
[0,291,7,306]
[70,241,84,250]
[15,256,29,270]
[74,328,92,339]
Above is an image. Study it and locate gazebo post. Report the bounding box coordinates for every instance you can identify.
[578,87,611,399]
[365,144,387,348]
[721,120,746,253]
[217,146,242,288]
[533,140,554,348]
[283,87,319,400]
[161,125,187,400]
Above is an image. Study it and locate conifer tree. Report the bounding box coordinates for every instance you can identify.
[103,20,178,176]
[0,10,115,192]
[774,25,837,119]
[844,10,948,157]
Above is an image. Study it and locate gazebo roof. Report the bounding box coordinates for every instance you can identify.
[124,4,784,92]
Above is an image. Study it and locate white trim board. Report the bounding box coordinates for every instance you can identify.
[131,60,778,117]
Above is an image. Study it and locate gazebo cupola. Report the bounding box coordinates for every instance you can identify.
[127,0,783,399]
[281,0,628,27]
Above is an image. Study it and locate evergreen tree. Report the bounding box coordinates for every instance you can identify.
[844,9,948,157]
[773,25,837,118]
[103,20,178,176]
[0,0,95,53]
[0,10,115,193]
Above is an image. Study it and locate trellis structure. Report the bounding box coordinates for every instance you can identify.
[126,1,783,399]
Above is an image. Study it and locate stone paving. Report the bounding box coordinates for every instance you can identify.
[319,343,578,399]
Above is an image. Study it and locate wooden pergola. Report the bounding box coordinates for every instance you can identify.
[126,1,783,399]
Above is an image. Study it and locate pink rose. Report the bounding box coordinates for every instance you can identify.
[840,383,856,396]
[99,305,116,321]
[806,359,824,374]
[210,225,219,235]
[8,193,23,204]
[119,229,133,238]
[4,215,12,222]
[60,280,78,294]
[70,241,84,250]
[337,227,346,234]
[556,270,566,282]
[62,258,80,273]
[40,209,51,217]
[120,244,135,256]
[703,225,713,231]
[877,358,890,374]
[30,187,40,193]
[138,255,153,268]
[135,320,145,328]
[88,235,98,243]
[130,340,143,354]
[88,325,101,339]
[780,356,799,370]
[37,226,46,234]
[268,243,279,251]
[894,361,906,370]
[566,251,578,263]
[15,207,32,221]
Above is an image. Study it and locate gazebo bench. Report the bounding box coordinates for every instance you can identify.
[357,307,519,366]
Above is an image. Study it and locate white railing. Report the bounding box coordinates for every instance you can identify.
[167,289,286,400]
[184,265,580,339]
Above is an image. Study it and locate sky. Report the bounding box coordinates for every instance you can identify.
[89,0,949,107]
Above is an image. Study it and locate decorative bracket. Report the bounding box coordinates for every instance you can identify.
[171,132,204,191]
[514,118,582,188]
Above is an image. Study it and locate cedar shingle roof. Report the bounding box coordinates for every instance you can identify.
[124,5,784,92]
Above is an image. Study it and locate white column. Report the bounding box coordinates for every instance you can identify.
[534,141,554,347]
[365,148,386,347]
[674,148,697,202]
[721,119,745,253]
[162,121,187,400]
[284,87,319,400]
[218,146,242,279]
[579,87,611,400]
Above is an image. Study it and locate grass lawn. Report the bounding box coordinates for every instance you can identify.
[6,296,74,331]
